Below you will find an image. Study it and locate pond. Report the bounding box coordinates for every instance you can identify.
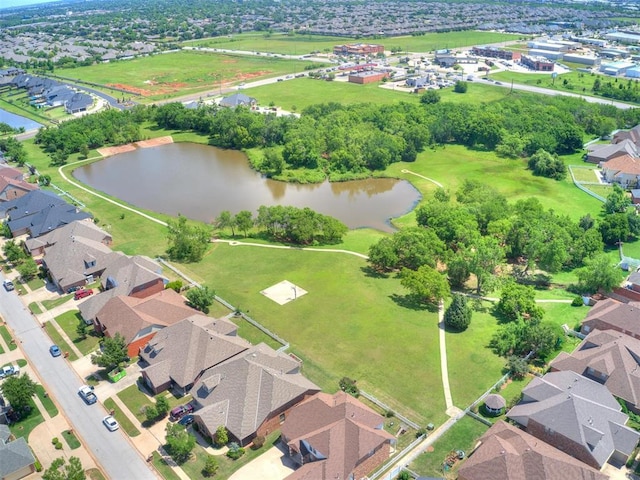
[73,143,421,231]
[0,108,42,131]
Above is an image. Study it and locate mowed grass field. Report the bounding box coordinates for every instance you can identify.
[177,243,447,425]
[58,51,318,101]
[185,31,522,55]
[248,77,513,111]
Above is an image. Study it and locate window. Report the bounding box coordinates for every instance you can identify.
[279,413,285,423]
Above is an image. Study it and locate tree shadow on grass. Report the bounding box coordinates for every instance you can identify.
[360,266,389,279]
[389,293,437,313]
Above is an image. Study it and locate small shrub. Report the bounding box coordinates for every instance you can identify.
[339,377,359,397]
[416,427,427,438]
[202,455,219,477]
[226,442,245,460]
[55,441,63,450]
[51,437,59,445]
[35,461,42,472]
[252,435,265,449]
[571,296,584,307]
[145,405,158,422]
[165,280,183,293]
[385,409,395,418]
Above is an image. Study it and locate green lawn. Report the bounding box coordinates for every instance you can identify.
[43,321,78,361]
[490,70,640,106]
[446,302,506,409]
[24,276,45,291]
[28,302,42,314]
[9,399,45,441]
[178,431,281,479]
[386,144,604,223]
[54,310,101,356]
[230,316,283,351]
[41,294,73,311]
[151,452,181,480]
[118,383,192,423]
[62,429,81,449]
[35,384,59,418]
[570,166,599,183]
[103,398,141,437]
[56,51,320,102]
[186,31,522,55]
[0,325,16,351]
[86,469,108,480]
[178,242,445,425]
[409,415,489,478]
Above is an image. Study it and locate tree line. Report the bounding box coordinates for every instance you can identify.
[31,92,640,182]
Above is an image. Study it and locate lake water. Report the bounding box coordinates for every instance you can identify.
[0,108,42,131]
[73,143,421,231]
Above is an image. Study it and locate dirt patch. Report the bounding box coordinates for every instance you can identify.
[98,136,174,157]
[234,70,271,82]
[106,83,153,96]
[426,446,435,452]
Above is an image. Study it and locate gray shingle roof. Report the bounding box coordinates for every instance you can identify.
[551,329,640,410]
[219,93,256,108]
[0,436,35,478]
[192,343,320,443]
[0,189,64,219]
[25,218,111,254]
[140,314,248,390]
[507,371,640,468]
[458,421,608,480]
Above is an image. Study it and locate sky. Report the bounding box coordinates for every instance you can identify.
[1,0,61,9]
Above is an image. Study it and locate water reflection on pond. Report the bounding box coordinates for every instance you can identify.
[73,143,421,232]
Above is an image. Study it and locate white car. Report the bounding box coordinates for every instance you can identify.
[102,415,119,432]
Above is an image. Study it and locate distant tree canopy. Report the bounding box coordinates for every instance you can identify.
[28,89,640,183]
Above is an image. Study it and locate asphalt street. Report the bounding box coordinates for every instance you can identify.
[0,273,157,480]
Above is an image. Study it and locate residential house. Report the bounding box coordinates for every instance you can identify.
[585,139,638,164]
[551,329,640,414]
[600,154,640,188]
[507,371,640,469]
[333,44,384,55]
[191,343,320,446]
[78,254,166,324]
[613,125,640,147]
[0,424,36,480]
[0,176,37,203]
[580,298,640,339]
[24,218,112,256]
[140,314,248,394]
[0,190,91,238]
[65,92,92,114]
[42,234,116,292]
[94,289,202,359]
[281,391,395,480]
[219,93,257,108]
[458,421,608,480]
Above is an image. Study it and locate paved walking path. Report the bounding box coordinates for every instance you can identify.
[438,299,454,413]
[214,239,369,259]
[401,169,444,188]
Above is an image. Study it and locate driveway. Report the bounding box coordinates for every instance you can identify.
[228,444,296,480]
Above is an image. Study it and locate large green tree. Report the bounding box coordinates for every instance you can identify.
[42,456,85,480]
[234,210,254,238]
[91,333,128,371]
[167,215,211,263]
[400,266,450,306]
[185,286,215,314]
[496,281,544,323]
[576,254,621,294]
[1,373,37,414]
[165,423,196,464]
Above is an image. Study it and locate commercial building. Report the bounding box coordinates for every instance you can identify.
[562,53,600,66]
[471,46,520,61]
[521,54,554,71]
[604,31,640,45]
[600,61,636,76]
[333,44,384,56]
[348,71,389,84]
[529,49,564,61]
[527,40,569,52]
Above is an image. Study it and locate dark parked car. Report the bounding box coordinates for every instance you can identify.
[67,286,81,294]
[178,414,194,426]
[170,404,194,421]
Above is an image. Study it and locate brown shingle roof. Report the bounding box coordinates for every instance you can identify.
[551,329,640,410]
[582,298,640,338]
[602,154,640,176]
[282,391,394,480]
[458,421,608,480]
[97,289,197,344]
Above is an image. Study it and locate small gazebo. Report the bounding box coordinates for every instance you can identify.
[484,394,506,416]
